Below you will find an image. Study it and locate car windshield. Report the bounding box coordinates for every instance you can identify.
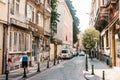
[61,50,68,53]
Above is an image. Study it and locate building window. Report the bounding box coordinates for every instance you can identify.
[10,0,20,15]
[27,4,34,22]
[40,14,43,26]
[18,32,22,51]
[10,0,15,14]
[9,32,13,51]
[25,34,30,51]
[9,31,31,52]
[15,2,19,14]
[13,32,17,51]
[106,30,109,47]
[37,13,43,26]
[21,33,25,51]
[41,0,44,4]
[101,36,104,48]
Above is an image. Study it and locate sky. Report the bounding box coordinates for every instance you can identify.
[71,0,92,32]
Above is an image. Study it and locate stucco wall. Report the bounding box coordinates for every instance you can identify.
[57,45,62,56]
[57,1,73,47]
[50,44,55,60]
[0,2,7,22]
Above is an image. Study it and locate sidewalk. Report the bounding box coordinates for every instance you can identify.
[0,60,62,80]
[84,58,120,80]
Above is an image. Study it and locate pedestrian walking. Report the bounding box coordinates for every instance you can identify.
[21,52,29,73]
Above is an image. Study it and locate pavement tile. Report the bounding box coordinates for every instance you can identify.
[84,58,120,80]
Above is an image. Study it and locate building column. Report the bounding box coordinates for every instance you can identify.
[111,26,116,66]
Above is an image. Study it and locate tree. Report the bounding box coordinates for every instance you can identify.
[82,27,100,51]
[50,0,60,43]
[65,0,80,44]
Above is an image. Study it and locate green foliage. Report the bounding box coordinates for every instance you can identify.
[65,0,80,44]
[82,27,100,51]
[50,0,60,43]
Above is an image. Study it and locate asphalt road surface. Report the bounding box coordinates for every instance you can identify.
[28,56,86,80]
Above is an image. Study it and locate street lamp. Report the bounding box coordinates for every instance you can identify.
[85,51,88,71]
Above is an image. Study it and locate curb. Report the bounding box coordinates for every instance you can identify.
[0,60,63,80]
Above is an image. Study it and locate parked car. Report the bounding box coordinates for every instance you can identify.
[79,51,85,56]
[59,49,73,59]
[72,51,77,56]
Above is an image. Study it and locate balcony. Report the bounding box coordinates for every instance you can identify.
[94,6,109,32]
[28,21,44,36]
[44,30,51,38]
[10,18,29,30]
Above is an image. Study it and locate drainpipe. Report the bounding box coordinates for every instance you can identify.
[2,25,6,74]
[2,0,10,74]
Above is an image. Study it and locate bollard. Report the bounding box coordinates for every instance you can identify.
[47,60,49,68]
[57,58,59,64]
[37,62,40,72]
[85,54,88,71]
[53,59,56,65]
[23,67,27,78]
[5,70,9,80]
[103,71,105,80]
[91,65,94,75]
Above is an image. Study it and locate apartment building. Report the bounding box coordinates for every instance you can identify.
[0,0,51,74]
[0,0,7,75]
[90,0,119,67]
[57,0,73,57]
[49,0,73,60]
[7,0,32,71]
[26,0,51,64]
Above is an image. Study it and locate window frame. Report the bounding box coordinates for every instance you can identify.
[8,31,31,53]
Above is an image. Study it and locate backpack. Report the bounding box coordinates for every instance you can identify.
[22,55,28,62]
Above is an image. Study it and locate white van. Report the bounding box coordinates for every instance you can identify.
[59,49,73,59]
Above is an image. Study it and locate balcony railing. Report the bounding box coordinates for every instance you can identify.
[95,6,109,24]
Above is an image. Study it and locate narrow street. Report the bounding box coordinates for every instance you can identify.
[28,56,86,80]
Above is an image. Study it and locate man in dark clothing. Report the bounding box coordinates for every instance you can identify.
[22,53,28,72]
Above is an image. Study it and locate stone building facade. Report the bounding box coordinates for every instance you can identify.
[0,0,8,74]
[90,0,119,68]
[0,0,51,74]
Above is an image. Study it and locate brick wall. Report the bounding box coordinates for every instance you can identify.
[0,49,2,74]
